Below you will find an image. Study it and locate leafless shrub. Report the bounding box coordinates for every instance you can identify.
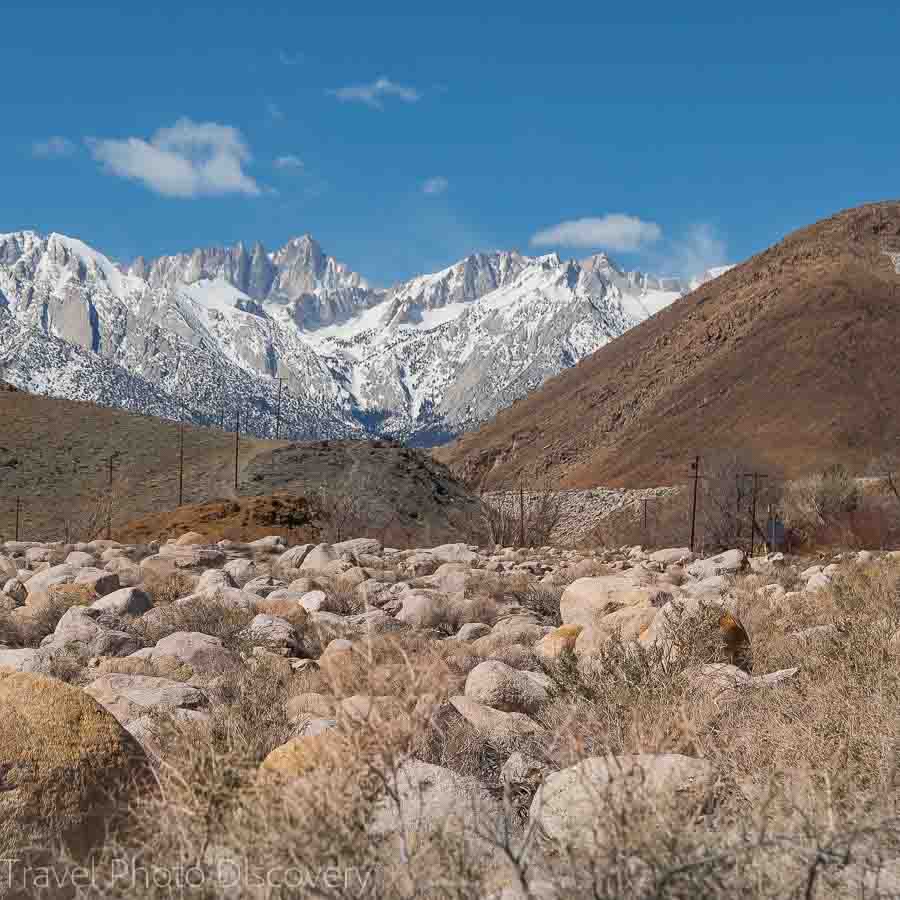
[478,484,564,548]
[783,464,862,546]
[310,457,402,544]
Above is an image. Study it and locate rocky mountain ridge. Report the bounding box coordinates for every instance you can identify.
[0,229,718,444]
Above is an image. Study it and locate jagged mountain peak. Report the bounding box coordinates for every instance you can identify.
[0,224,710,446]
[581,252,623,274]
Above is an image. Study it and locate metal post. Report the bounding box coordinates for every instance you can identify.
[689,456,700,552]
[178,401,185,507]
[234,405,241,493]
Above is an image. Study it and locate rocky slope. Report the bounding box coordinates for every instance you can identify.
[437,201,900,488]
[0,230,701,444]
[3,522,893,898]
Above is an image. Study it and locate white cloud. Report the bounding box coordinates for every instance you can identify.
[668,223,729,280]
[87,119,262,198]
[531,214,662,252]
[422,176,448,196]
[328,77,421,110]
[274,154,304,170]
[32,137,75,158]
[279,51,304,66]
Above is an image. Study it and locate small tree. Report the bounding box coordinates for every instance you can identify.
[694,452,781,553]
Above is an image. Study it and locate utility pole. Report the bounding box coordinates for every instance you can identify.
[689,456,701,552]
[234,405,241,493]
[274,377,284,440]
[106,452,118,540]
[641,497,658,535]
[518,482,526,548]
[743,472,768,557]
[15,495,20,542]
[178,400,185,507]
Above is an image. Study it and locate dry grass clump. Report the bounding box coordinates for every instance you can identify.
[324,577,366,616]
[509,583,563,626]
[308,633,471,701]
[127,594,256,651]
[140,571,196,606]
[35,644,93,685]
[0,592,73,648]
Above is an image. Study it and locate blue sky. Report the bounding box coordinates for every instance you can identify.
[3,1,899,285]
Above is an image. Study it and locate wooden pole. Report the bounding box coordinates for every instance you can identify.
[234,406,241,493]
[275,377,284,440]
[178,401,185,507]
[689,456,700,552]
[518,482,525,548]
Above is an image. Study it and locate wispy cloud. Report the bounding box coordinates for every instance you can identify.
[422,176,448,196]
[87,118,262,198]
[32,136,75,158]
[328,77,421,110]
[279,50,304,66]
[266,100,284,121]
[666,223,729,280]
[274,154,304,171]
[531,214,662,252]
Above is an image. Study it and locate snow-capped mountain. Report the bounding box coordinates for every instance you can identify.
[0,230,714,444]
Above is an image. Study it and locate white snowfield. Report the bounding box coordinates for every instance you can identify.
[0,230,730,442]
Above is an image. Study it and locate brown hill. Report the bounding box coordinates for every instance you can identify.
[436,201,900,489]
[0,389,477,544]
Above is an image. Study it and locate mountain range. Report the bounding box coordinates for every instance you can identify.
[0,229,725,444]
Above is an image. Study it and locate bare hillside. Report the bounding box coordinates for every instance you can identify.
[0,389,477,543]
[436,201,900,489]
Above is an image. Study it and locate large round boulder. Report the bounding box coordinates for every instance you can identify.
[464,660,551,715]
[0,671,149,856]
[530,753,717,849]
[560,574,666,629]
